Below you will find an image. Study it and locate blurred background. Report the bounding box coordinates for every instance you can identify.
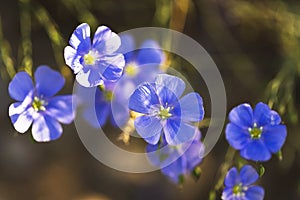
[0,0,300,199]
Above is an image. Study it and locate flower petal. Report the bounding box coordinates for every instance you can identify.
[253,102,272,127]
[164,119,196,145]
[129,83,159,114]
[269,110,281,125]
[184,140,205,171]
[240,165,259,185]
[93,26,121,54]
[221,187,234,200]
[46,95,75,124]
[9,106,34,133]
[8,71,34,101]
[225,123,251,150]
[224,167,239,187]
[34,66,65,97]
[245,186,265,200]
[240,140,271,161]
[262,124,287,153]
[117,34,135,62]
[64,46,83,74]
[176,92,204,122]
[134,115,162,144]
[69,23,91,54]
[156,85,179,106]
[101,54,125,82]
[229,103,253,129]
[32,115,63,142]
[84,101,110,128]
[154,74,185,100]
[76,67,104,87]
[137,40,164,65]
[161,157,185,184]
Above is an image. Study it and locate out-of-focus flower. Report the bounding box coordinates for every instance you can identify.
[64,23,125,87]
[225,102,287,161]
[129,74,204,145]
[8,66,75,142]
[146,130,204,184]
[222,165,264,200]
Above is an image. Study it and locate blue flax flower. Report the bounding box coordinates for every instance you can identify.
[8,66,75,142]
[64,23,125,87]
[77,82,128,128]
[225,102,287,161]
[129,74,204,145]
[222,165,264,200]
[146,130,204,183]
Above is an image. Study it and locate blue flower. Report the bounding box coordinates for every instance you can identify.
[129,74,204,145]
[77,83,129,128]
[146,130,204,183]
[225,102,287,161]
[8,66,75,142]
[64,23,125,87]
[222,165,264,200]
[118,34,165,84]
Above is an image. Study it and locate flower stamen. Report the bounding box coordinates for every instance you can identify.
[32,96,46,112]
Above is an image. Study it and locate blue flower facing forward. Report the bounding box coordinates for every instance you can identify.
[64,23,125,87]
[225,102,287,161]
[222,165,264,200]
[146,130,205,183]
[129,74,204,145]
[8,66,75,142]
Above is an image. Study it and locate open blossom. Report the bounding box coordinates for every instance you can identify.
[64,23,125,87]
[222,165,264,200]
[8,66,75,142]
[225,102,287,161]
[77,37,165,128]
[146,130,205,183]
[129,74,204,145]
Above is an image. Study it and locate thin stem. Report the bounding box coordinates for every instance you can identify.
[19,0,32,76]
[0,16,16,80]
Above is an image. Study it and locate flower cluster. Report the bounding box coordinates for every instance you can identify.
[6,22,289,199]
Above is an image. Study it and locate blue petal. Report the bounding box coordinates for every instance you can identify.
[225,123,251,150]
[176,92,204,122]
[9,105,34,133]
[34,66,65,97]
[8,91,33,116]
[156,85,179,105]
[76,67,104,87]
[83,101,110,128]
[269,110,281,125]
[224,167,239,187]
[129,83,159,114]
[117,34,135,62]
[240,165,259,185]
[229,103,253,128]
[137,40,164,65]
[110,101,129,128]
[184,140,205,171]
[101,54,125,82]
[221,187,234,200]
[164,119,196,145]
[134,115,162,144]
[262,124,287,153]
[240,140,271,161]
[161,157,185,184]
[154,74,185,100]
[93,26,121,54]
[32,115,62,142]
[245,186,264,200]
[69,23,91,54]
[64,46,83,74]
[46,95,75,124]
[8,71,34,101]
[253,102,272,127]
